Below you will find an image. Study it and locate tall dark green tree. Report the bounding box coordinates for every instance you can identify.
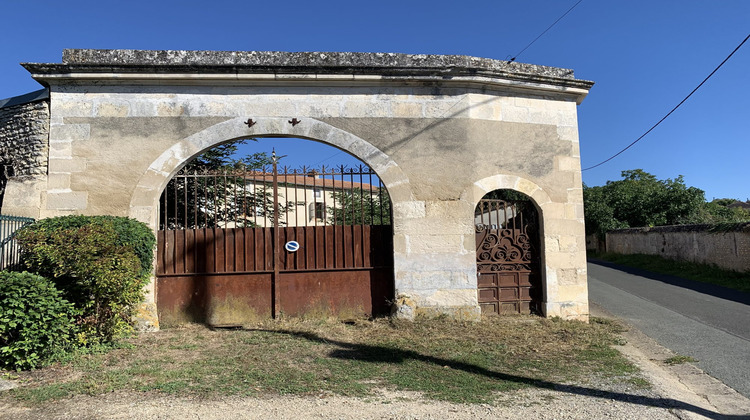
[183,140,272,171]
[161,139,293,229]
[583,169,749,238]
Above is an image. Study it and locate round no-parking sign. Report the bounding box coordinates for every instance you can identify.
[284,241,300,252]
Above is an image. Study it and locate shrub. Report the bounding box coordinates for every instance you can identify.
[17,215,155,277]
[16,216,155,343]
[0,271,79,370]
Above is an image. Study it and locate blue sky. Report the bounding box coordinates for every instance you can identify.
[2,1,748,200]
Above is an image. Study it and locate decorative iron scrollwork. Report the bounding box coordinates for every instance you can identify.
[476,226,532,271]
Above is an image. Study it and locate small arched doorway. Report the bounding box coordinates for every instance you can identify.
[155,137,394,327]
[475,190,542,315]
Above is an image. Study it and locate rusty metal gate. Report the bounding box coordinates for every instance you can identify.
[156,155,393,327]
[475,198,541,315]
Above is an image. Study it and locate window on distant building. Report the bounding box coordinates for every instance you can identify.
[314,202,325,220]
[309,202,326,221]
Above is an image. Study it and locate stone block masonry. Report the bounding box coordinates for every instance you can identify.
[606,224,750,273]
[0,92,50,212]
[4,49,594,327]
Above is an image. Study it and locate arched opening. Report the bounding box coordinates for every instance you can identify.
[475,189,542,315]
[155,137,394,327]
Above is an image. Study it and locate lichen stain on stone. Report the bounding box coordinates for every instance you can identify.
[391,294,417,321]
[134,302,160,331]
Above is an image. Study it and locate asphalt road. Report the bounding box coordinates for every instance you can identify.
[587,260,750,399]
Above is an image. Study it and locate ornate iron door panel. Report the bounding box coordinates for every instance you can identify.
[475,199,541,315]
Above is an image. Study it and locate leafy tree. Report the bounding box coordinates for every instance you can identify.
[161,139,293,229]
[328,187,391,225]
[183,140,272,171]
[584,169,706,238]
[581,186,628,237]
[697,199,750,223]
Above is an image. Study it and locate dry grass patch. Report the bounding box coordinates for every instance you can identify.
[3,315,644,405]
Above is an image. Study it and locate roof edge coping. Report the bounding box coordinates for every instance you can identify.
[46,49,589,83]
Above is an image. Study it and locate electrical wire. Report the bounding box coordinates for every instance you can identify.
[507,0,584,63]
[582,33,750,171]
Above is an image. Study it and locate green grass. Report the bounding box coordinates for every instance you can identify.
[663,355,697,365]
[589,251,750,293]
[3,316,646,405]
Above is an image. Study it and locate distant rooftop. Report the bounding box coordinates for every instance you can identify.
[0,89,48,109]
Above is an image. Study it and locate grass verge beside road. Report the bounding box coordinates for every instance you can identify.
[3,316,645,405]
[589,252,750,293]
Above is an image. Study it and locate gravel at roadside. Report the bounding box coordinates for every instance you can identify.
[0,385,680,420]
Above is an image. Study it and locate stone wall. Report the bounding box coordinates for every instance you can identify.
[6,49,594,326]
[606,224,750,273]
[585,233,605,253]
[0,98,49,211]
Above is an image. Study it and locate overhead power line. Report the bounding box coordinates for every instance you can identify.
[507,0,584,63]
[583,33,750,171]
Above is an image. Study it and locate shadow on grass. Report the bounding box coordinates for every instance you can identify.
[255,328,740,420]
[588,258,750,306]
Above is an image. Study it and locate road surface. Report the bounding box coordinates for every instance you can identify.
[587,260,750,399]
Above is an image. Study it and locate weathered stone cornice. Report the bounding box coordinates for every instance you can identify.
[22,49,594,102]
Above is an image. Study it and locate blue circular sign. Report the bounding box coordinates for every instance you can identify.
[285,241,300,252]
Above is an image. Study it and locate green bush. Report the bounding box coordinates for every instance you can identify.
[0,271,79,370]
[16,216,155,343]
[17,215,155,277]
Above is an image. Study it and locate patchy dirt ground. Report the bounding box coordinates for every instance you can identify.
[2,307,748,420]
[0,384,692,420]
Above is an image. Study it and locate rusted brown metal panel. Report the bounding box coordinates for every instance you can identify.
[204,228,215,273]
[278,268,393,318]
[185,229,195,273]
[344,226,354,268]
[225,228,235,272]
[253,228,261,271]
[353,225,363,267]
[361,225,371,267]
[324,226,334,269]
[305,226,316,269]
[234,228,244,272]
[215,228,226,273]
[157,224,394,325]
[294,226,303,269]
[164,229,175,274]
[195,228,207,273]
[174,229,185,274]
[156,230,165,275]
[157,164,395,325]
[157,273,273,327]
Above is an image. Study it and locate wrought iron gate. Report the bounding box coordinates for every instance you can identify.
[156,155,393,326]
[0,214,35,270]
[475,198,541,315]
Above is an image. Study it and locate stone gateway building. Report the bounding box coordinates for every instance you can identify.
[1,49,593,329]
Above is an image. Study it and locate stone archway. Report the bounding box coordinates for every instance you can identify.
[129,118,413,326]
[6,49,592,327]
[462,174,588,319]
[474,189,543,315]
[128,117,412,230]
